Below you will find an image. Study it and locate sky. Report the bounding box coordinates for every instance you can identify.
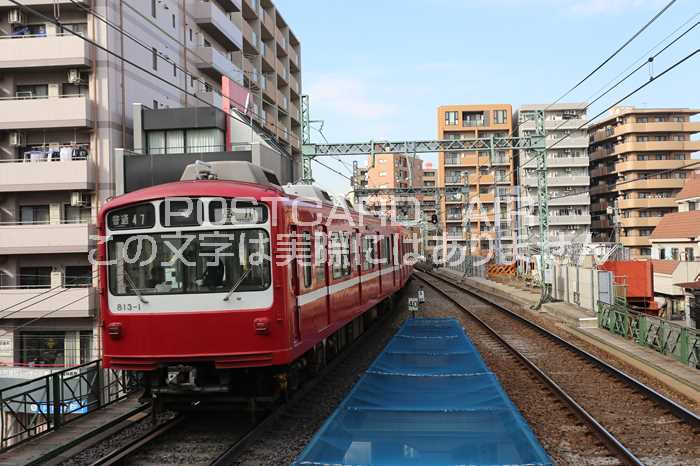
[275,0,700,195]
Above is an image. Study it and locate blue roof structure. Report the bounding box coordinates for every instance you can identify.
[292,318,552,466]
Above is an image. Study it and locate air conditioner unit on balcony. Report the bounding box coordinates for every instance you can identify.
[8,131,25,147]
[8,9,25,25]
[71,192,91,207]
[67,69,83,85]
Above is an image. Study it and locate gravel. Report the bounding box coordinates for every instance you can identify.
[421,271,700,466]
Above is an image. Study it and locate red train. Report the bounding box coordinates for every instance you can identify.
[98,161,415,404]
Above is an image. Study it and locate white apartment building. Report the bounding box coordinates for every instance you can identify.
[516,103,591,253]
[0,0,300,372]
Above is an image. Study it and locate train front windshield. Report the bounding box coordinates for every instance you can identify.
[107,230,271,296]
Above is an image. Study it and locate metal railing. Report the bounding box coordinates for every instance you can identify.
[0,93,86,101]
[0,360,141,452]
[597,302,700,369]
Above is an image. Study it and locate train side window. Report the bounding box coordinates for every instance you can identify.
[314,228,326,283]
[363,235,373,271]
[331,232,343,279]
[302,230,313,288]
[344,233,352,276]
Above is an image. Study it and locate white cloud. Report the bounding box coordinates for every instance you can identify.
[305,74,398,120]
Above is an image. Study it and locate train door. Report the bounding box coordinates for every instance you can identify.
[290,225,302,343]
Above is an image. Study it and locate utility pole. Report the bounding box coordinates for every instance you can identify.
[300,95,314,184]
[533,109,550,309]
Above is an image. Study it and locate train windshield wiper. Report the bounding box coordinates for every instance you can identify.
[123,270,149,304]
[223,269,252,301]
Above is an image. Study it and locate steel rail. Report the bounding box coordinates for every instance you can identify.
[415,270,650,466]
[88,414,186,466]
[419,269,700,425]
[209,295,402,466]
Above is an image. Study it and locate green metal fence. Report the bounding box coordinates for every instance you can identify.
[597,301,700,369]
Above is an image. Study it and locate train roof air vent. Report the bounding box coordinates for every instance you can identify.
[180,161,281,187]
[282,184,335,204]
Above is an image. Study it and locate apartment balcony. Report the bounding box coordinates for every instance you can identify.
[276,58,288,84]
[288,45,299,68]
[590,200,609,212]
[591,218,612,230]
[264,115,275,135]
[620,236,651,247]
[520,118,587,132]
[193,0,243,51]
[193,87,223,108]
[0,95,92,130]
[277,126,289,143]
[525,215,591,227]
[444,177,462,185]
[261,41,275,69]
[0,223,96,254]
[214,0,242,12]
[0,158,95,192]
[240,16,258,54]
[615,159,690,173]
[192,46,242,83]
[262,74,276,101]
[620,217,660,228]
[591,165,615,178]
[589,121,700,143]
[479,193,495,203]
[445,214,463,223]
[277,89,288,111]
[446,232,465,241]
[617,197,677,210]
[461,154,491,166]
[520,176,589,187]
[260,8,274,36]
[275,29,287,53]
[242,0,259,19]
[444,196,463,204]
[0,287,96,319]
[477,174,494,184]
[288,100,299,122]
[0,34,92,69]
[590,184,612,196]
[613,141,700,155]
[546,157,589,168]
[618,178,686,191]
[589,148,616,163]
[545,135,589,149]
[550,193,590,206]
[289,73,300,96]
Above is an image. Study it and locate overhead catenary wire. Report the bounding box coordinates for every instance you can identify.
[8,0,297,162]
[545,0,677,110]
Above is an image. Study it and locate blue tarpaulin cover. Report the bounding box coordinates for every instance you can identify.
[292,318,552,466]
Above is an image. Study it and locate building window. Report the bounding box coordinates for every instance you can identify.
[445,111,458,126]
[671,248,679,260]
[19,267,52,289]
[153,99,159,109]
[173,62,177,77]
[151,0,156,18]
[20,205,49,225]
[18,331,93,368]
[189,28,193,42]
[494,110,507,124]
[659,248,666,260]
[64,204,91,224]
[152,47,158,71]
[65,266,93,287]
[172,13,176,28]
[685,248,695,261]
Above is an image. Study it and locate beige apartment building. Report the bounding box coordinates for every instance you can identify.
[437,104,515,261]
[0,0,300,371]
[357,153,424,220]
[589,107,700,258]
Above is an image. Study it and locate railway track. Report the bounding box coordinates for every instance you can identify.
[415,269,700,466]
[85,295,405,466]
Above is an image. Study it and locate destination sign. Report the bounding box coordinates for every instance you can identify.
[107,204,156,230]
